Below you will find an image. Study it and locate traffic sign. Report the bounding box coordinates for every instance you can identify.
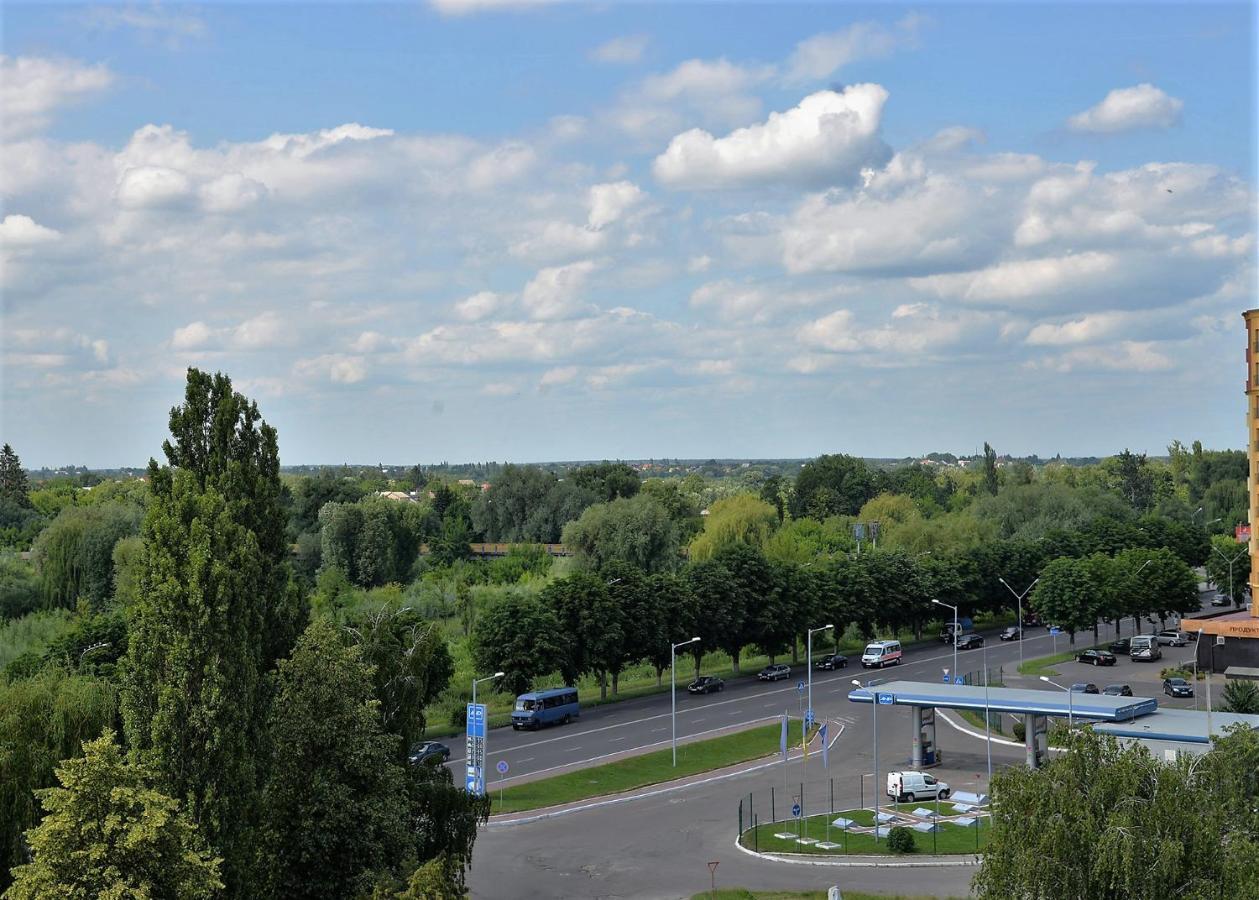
[1049,627,1062,635]
[941,671,950,684]
[805,708,814,726]
[496,760,509,775]
[954,676,964,685]
[877,693,894,705]
[465,703,487,795]
[797,681,805,693]
[792,803,802,818]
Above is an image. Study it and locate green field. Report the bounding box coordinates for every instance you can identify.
[693,891,967,900]
[740,805,989,857]
[491,718,815,815]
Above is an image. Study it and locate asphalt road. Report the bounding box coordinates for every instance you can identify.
[451,593,1216,784]
[464,590,1221,899]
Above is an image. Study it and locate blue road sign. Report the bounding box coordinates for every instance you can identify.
[805,709,814,725]
[797,680,805,693]
[496,760,509,775]
[941,672,950,683]
[877,693,894,705]
[792,803,802,818]
[1049,627,1062,635]
[465,703,488,795]
[954,676,964,685]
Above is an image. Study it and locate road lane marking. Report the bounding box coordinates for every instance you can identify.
[608,736,627,742]
[517,757,534,763]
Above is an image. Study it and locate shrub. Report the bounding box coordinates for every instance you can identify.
[1222,679,1259,715]
[886,825,916,854]
[1161,665,1194,681]
[1013,720,1026,742]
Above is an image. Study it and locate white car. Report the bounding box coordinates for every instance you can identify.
[1156,630,1189,647]
[887,771,951,802]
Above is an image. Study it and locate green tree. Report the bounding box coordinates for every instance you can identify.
[0,444,31,509]
[1206,534,1250,605]
[0,669,118,891]
[121,369,305,892]
[542,572,624,698]
[683,558,745,675]
[791,454,876,519]
[319,499,424,588]
[29,503,143,610]
[0,553,41,621]
[640,478,703,540]
[982,442,998,496]
[1222,680,1259,715]
[1030,557,1101,645]
[759,474,785,524]
[687,494,778,561]
[644,572,697,685]
[975,727,1259,900]
[572,461,641,502]
[7,729,221,900]
[259,618,409,900]
[471,591,564,696]
[561,494,680,573]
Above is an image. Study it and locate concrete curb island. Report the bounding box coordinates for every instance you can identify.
[733,838,982,868]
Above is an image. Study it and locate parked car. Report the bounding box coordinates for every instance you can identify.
[408,740,451,765]
[813,653,847,670]
[1108,638,1131,655]
[1163,677,1194,698]
[758,664,791,682]
[1070,683,1100,694]
[955,633,985,650]
[1077,649,1117,667]
[887,771,951,802]
[999,626,1022,641]
[687,675,725,694]
[1157,630,1189,647]
[1102,684,1133,697]
[1211,593,1230,607]
[1130,635,1162,661]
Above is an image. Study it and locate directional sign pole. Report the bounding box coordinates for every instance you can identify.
[496,759,509,808]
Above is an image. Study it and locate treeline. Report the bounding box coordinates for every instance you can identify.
[0,373,484,899]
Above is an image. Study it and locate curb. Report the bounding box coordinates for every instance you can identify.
[487,720,844,827]
[936,708,1066,754]
[733,837,981,868]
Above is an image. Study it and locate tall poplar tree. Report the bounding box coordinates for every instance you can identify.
[0,444,32,508]
[120,369,305,892]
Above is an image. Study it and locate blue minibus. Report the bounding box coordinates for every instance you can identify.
[511,687,579,730]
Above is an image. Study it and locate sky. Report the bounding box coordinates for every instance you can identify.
[1,1,1256,468]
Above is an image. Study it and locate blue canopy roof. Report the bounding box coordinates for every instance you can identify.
[848,680,1157,721]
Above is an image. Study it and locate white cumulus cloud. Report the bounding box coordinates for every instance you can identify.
[1,55,114,137]
[653,86,890,189]
[0,214,62,246]
[116,166,194,209]
[1067,84,1184,133]
[783,15,924,83]
[588,181,644,230]
[521,260,598,320]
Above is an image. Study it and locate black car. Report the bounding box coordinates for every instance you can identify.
[1163,677,1194,698]
[1077,649,1117,667]
[999,626,1021,641]
[1070,683,1100,694]
[955,633,984,650]
[1102,684,1133,697]
[758,664,791,682]
[408,740,451,765]
[688,675,725,694]
[1211,593,1229,607]
[1108,638,1131,655]
[813,653,848,670]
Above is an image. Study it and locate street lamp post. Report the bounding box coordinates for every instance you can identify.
[854,678,881,842]
[999,577,1039,669]
[671,637,701,766]
[1213,543,1246,606]
[806,624,834,723]
[933,599,959,682]
[1039,675,1074,729]
[982,640,992,785]
[470,671,503,796]
[471,671,504,709]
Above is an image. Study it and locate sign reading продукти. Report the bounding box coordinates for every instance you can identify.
[465,703,487,795]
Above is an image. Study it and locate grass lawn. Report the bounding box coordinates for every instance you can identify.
[740,805,989,857]
[491,719,815,815]
[694,891,967,900]
[1016,641,1107,677]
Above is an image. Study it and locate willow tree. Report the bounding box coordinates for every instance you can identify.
[120,369,306,892]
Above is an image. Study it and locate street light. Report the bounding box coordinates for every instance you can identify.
[1039,675,1074,729]
[1212,542,1245,606]
[471,671,504,708]
[853,677,882,842]
[806,624,834,722]
[982,639,992,786]
[999,577,1039,669]
[671,637,701,766]
[933,598,959,682]
[1198,627,1213,740]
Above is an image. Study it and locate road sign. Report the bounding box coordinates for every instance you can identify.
[877,693,894,705]
[1049,627,1062,635]
[797,680,805,693]
[941,671,950,684]
[792,803,802,818]
[496,760,509,775]
[465,703,487,795]
[805,708,814,726]
[954,676,964,685]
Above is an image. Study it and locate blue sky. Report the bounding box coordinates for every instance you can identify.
[1,1,1255,466]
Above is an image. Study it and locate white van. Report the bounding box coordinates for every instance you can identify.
[861,640,903,668]
[1130,635,1162,661]
[887,771,950,802]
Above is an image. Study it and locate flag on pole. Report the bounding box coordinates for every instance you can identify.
[820,722,829,769]
[780,712,788,760]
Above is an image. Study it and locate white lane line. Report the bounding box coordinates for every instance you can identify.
[517,757,534,763]
[608,736,628,742]
[567,746,583,752]
[763,702,775,707]
[651,727,666,733]
[693,718,706,724]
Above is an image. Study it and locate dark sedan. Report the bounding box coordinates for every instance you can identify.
[408,741,451,765]
[688,675,725,694]
[955,633,984,650]
[1108,638,1131,655]
[1077,649,1117,667]
[758,664,791,682]
[999,626,1021,641]
[1102,684,1133,697]
[1163,677,1194,698]
[813,653,848,670]
[1070,683,1100,694]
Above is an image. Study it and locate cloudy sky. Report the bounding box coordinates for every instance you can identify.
[1,2,1255,467]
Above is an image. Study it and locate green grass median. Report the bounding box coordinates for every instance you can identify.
[740,804,990,857]
[692,891,966,900]
[491,718,814,815]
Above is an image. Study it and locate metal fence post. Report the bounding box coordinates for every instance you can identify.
[739,799,743,837]
[771,785,776,823]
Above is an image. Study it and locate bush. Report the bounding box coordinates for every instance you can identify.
[1013,720,1026,742]
[1161,665,1194,681]
[886,825,916,854]
[1222,679,1259,714]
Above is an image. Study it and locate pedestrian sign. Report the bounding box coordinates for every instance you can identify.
[797,681,805,693]
[805,709,814,726]
[877,693,894,705]
[954,676,964,685]
[792,803,802,818]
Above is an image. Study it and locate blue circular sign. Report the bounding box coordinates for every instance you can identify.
[791,803,801,818]
[496,760,509,775]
